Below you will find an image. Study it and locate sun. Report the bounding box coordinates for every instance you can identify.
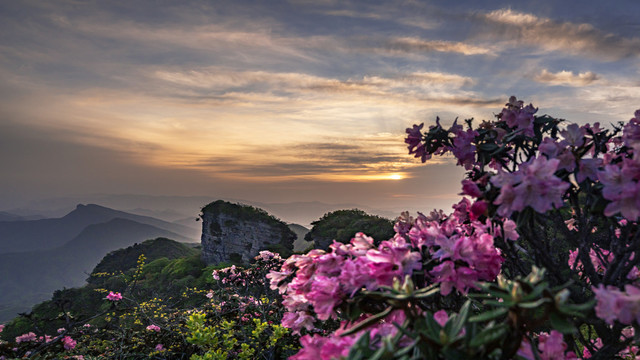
[389,174,404,180]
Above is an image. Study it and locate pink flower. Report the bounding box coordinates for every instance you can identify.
[460,179,482,198]
[281,311,316,334]
[469,200,487,221]
[62,336,76,350]
[307,276,342,320]
[266,269,292,293]
[0,324,4,333]
[616,285,640,325]
[146,324,161,332]
[106,291,122,301]
[500,97,537,137]
[256,250,278,261]
[366,238,421,287]
[155,344,164,351]
[15,332,37,343]
[593,284,623,325]
[289,334,326,360]
[338,257,375,296]
[492,156,569,216]
[405,123,430,162]
[431,261,479,295]
[517,331,577,360]
[451,127,478,170]
[560,123,586,147]
[538,331,569,359]
[433,310,448,327]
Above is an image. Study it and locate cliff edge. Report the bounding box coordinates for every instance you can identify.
[200,200,295,265]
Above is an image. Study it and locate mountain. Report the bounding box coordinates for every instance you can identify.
[0,211,46,222]
[0,203,199,254]
[9,194,401,228]
[1,240,208,340]
[0,211,25,222]
[288,223,311,252]
[0,218,190,322]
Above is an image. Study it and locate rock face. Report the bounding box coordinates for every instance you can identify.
[200,200,296,265]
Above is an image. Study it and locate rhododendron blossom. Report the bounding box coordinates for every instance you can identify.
[271,98,640,359]
[492,156,569,216]
[106,291,122,301]
[62,336,76,351]
[517,331,577,360]
[15,332,36,343]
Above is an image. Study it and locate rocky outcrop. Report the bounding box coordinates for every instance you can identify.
[200,200,296,265]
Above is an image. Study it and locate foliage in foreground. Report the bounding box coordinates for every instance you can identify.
[0,249,301,359]
[269,99,640,359]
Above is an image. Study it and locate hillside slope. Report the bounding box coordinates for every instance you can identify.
[0,218,190,322]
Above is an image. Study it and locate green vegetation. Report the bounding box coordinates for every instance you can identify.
[305,209,395,249]
[2,239,211,340]
[89,237,198,283]
[201,200,281,224]
[0,241,299,359]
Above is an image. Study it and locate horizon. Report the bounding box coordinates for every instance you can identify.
[2,1,639,215]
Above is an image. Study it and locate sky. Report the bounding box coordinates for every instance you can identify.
[1,0,640,215]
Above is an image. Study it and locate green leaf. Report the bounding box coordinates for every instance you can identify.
[518,298,550,309]
[341,307,393,337]
[447,301,470,339]
[414,287,440,298]
[549,312,576,334]
[520,282,549,301]
[469,324,508,347]
[561,299,595,312]
[483,299,514,307]
[469,307,508,322]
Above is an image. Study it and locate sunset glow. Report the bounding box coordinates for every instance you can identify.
[1,1,638,214]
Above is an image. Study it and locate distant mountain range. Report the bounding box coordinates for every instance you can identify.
[0,211,44,222]
[0,203,200,254]
[3,194,400,227]
[0,204,200,322]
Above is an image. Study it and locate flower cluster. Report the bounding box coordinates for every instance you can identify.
[290,311,406,360]
[406,204,505,295]
[517,331,578,360]
[491,156,569,217]
[269,232,421,332]
[597,111,640,219]
[270,200,507,347]
[106,291,122,301]
[268,98,640,359]
[146,324,161,332]
[593,284,640,325]
[15,332,37,344]
[62,336,77,350]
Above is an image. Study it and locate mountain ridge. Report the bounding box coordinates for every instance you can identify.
[0,203,199,254]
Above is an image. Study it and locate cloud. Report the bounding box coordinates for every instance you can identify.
[150,67,489,109]
[374,37,491,56]
[533,69,599,86]
[183,134,431,182]
[473,8,640,60]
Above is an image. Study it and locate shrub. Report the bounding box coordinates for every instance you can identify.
[271,98,640,359]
